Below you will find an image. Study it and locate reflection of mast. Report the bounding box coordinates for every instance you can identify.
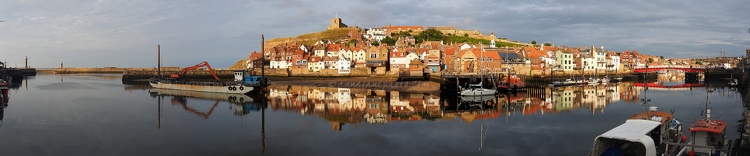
[261,99,266,153]
[479,122,489,150]
[158,96,161,129]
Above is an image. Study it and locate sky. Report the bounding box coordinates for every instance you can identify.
[1,0,749,68]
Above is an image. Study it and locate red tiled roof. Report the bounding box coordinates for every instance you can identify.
[444,47,458,56]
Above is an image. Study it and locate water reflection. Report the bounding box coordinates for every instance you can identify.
[148,88,267,117]
[261,82,675,130]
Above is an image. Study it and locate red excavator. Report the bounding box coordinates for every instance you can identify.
[170,61,221,82]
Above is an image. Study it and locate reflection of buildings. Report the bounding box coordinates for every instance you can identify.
[264,82,643,131]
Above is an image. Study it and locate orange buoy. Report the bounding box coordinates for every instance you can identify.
[681,135,687,143]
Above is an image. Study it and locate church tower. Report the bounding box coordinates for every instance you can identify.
[327,17,347,30]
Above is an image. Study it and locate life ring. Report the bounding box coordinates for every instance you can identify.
[239,86,244,90]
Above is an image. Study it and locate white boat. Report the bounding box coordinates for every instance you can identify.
[587,78,600,85]
[459,82,497,96]
[589,107,684,156]
[728,78,738,87]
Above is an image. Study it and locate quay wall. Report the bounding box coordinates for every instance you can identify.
[121,67,393,81]
[55,67,128,74]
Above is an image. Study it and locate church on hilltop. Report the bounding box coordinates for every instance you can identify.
[327,17,348,30]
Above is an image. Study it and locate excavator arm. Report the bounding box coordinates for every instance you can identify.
[170,61,221,82]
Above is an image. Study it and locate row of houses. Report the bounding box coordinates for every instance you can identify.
[247,40,645,75]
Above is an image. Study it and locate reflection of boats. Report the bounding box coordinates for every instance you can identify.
[150,88,264,116]
[728,78,738,87]
[589,93,684,156]
[149,88,254,104]
[149,61,268,94]
[460,95,496,103]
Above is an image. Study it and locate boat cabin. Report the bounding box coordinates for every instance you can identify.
[244,76,269,86]
[687,119,728,155]
[590,108,683,156]
[590,120,662,156]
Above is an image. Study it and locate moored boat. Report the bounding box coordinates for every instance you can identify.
[682,92,730,156]
[589,107,684,156]
[589,91,685,156]
[149,61,268,94]
[459,82,496,96]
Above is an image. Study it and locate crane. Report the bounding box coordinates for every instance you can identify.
[170,61,221,82]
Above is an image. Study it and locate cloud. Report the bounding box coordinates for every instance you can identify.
[1,0,749,67]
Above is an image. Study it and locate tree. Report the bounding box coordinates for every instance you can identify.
[345,39,357,46]
[416,28,444,42]
[543,43,552,46]
[531,40,537,45]
[381,37,396,46]
[647,58,654,63]
[371,41,380,46]
[463,33,469,37]
[659,56,664,59]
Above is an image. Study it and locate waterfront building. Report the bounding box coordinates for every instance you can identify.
[389,49,409,69]
[365,45,388,67]
[308,56,323,72]
[337,57,351,74]
[291,49,308,69]
[351,47,366,64]
[322,56,339,69]
[425,54,440,73]
[555,50,575,71]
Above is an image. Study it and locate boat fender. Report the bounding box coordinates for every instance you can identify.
[232,86,237,90]
[239,97,244,102]
[228,86,233,90]
[239,86,244,90]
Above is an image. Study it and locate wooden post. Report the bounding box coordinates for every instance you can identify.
[261,34,266,88]
[158,45,161,78]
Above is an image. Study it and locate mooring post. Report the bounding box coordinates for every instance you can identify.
[261,34,266,89]
[158,45,161,78]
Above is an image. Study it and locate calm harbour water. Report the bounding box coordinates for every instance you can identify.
[0,74,744,156]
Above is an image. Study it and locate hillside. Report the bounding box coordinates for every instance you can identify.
[227,59,247,69]
[265,28,356,50]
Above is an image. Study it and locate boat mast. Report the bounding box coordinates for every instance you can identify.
[703,90,710,123]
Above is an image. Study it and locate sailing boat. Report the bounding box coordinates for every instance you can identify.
[458,46,497,96]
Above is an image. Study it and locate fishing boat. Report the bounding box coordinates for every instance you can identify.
[682,93,729,156]
[498,74,525,92]
[589,91,685,156]
[149,61,268,94]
